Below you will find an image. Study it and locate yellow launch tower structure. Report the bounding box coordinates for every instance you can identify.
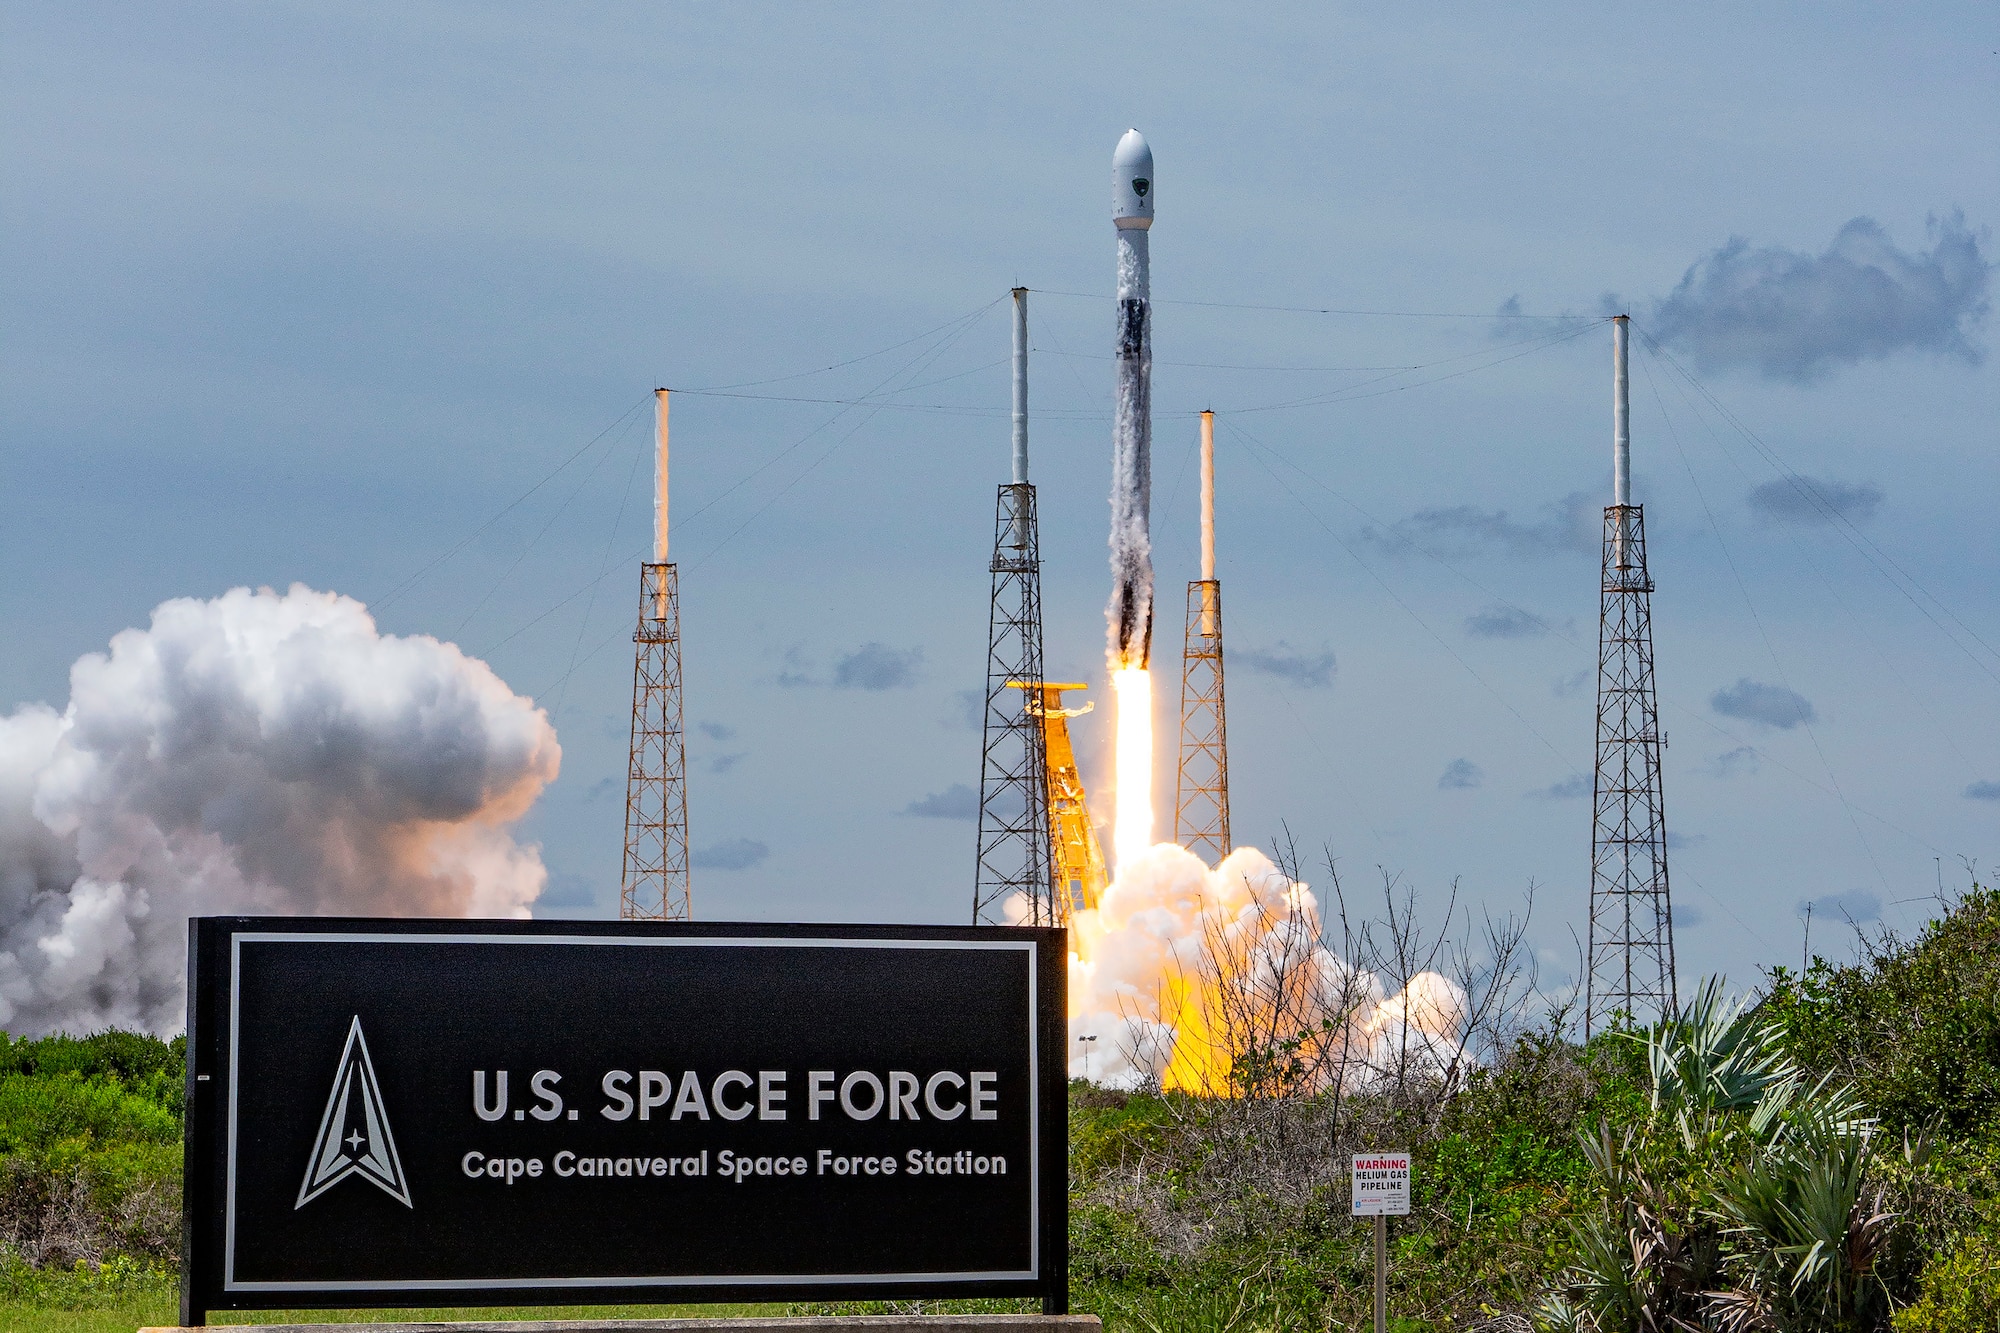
[1011,682,1108,922]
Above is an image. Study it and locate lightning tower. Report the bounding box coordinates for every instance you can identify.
[620,388,692,920]
[1585,316,1675,1032]
[1175,410,1230,863]
[974,289,1058,925]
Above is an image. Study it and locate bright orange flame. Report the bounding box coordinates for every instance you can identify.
[1111,665,1153,869]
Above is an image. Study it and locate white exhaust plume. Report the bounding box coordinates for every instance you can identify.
[0,584,560,1036]
[1061,844,1467,1092]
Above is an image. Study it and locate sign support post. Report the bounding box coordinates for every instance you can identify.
[1373,1214,1386,1333]
[1351,1151,1409,1333]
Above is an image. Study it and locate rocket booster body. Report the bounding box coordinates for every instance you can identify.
[1108,129,1155,669]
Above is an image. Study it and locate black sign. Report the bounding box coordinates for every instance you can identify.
[182,918,1067,1325]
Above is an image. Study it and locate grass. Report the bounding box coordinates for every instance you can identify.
[1,1291,791,1332]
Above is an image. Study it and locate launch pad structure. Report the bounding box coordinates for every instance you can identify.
[974,289,1065,926]
[620,388,693,921]
[1175,409,1230,863]
[1586,317,1675,1033]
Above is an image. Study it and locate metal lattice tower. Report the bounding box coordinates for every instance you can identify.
[1586,318,1674,1033]
[1176,410,1224,856]
[973,482,1055,925]
[1176,579,1230,863]
[973,290,1058,926]
[1174,406,1230,862]
[621,390,691,920]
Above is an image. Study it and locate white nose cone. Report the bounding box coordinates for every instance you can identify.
[1112,129,1154,230]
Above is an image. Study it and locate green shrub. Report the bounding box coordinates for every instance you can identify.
[1891,1229,2000,1332]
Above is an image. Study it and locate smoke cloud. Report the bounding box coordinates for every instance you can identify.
[0,584,560,1037]
[1465,606,1555,640]
[1059,845,1466,1091]
[1650,214,1991,382]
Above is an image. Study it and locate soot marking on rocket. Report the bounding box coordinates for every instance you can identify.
[1118,300,1148,361]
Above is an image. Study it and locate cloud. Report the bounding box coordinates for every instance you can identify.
[1365,491,1594,560]
[833,643,922,691]
[1532,773,1591,800]
[1648,214,1991,382]
[1798,890,1882,925]
[1239,641,1336,689]
[903,783,979,820]
[1666,831,1707,850]
[697,721,736,741]
[1747,477,1884,526]
[0,584,559,1035]
[1711,678,1817,730]
[950,688,984,731]
[538,873,595,908]
[1965,780,2000,801]
[1705,746,1761,778]
[692,838,768,870]
[1675,903,1707,928]
[1465,605,1556,639]
[774,646,816,689]
[1553,669,1592,699]
[1438,758,1483,790]
[708,752,747,775]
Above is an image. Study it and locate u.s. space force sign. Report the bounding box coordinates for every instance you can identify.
[180,918,1067,1324]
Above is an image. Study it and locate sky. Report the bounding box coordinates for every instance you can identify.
[3,2,1996,999]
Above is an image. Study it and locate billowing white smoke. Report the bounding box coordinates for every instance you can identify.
[0,584,560,1036]
[1062,844,1468,1091]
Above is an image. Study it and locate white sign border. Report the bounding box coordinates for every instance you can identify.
[223,932,1042,1293]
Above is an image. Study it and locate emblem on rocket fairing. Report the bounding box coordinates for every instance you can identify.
[296,1016,412,1209]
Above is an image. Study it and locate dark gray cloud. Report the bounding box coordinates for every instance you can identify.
[833,643,922,691]
[1239,641,1336,689]
[1465,605,1556,639]
[1675,903,1707,928]
[708,752,747,775]
[1365,491,1594,560]
[1649,214,1990,383]
[1711,678,1817,730]
[903,782,979,820]
[698,721,737,741]
[692,837,769,870]
[1438,758,1483,790]
[1965,780,2000,801]
[1705,746,1761,778]
[1532,773,1591,800]
[1798,889,1882,925]
[1747,477,1884,526]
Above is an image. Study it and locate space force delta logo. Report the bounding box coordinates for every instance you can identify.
[296,1017,412,1210]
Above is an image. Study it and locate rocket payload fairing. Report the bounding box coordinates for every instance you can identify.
[1108,129,1155,669]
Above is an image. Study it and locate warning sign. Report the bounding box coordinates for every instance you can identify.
[1351,1152,1411,1216]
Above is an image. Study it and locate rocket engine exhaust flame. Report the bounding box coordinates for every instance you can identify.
[1111,666,1154,869]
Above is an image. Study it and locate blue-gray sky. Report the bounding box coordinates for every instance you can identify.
[4,3,1996,990]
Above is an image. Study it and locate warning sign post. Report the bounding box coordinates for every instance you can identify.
[1352,1152,1410,1333]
